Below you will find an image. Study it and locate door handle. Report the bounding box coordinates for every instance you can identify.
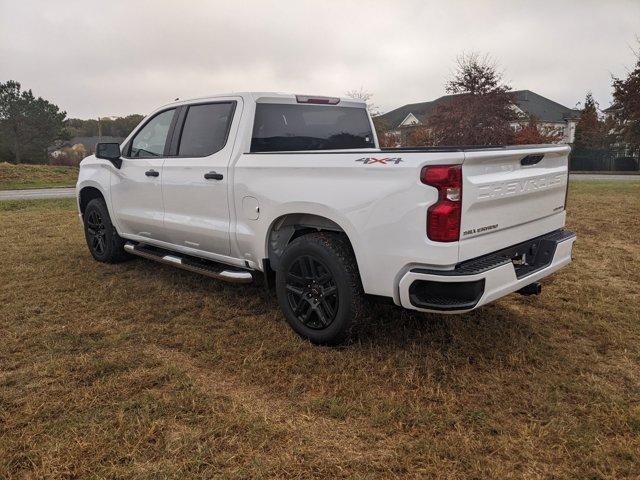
[145,169,159,177]
[204,171,223,180]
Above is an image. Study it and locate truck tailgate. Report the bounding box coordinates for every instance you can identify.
[459,145,570,261]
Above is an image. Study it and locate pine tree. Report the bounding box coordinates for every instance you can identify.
[0,80,66,163]
[574,92,606,150]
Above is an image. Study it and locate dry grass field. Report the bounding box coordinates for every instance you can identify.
[1,181,639,479]
[0,163,78,190]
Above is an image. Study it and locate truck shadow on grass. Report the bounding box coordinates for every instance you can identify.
[127,257,546,370]
[354,299,547,370]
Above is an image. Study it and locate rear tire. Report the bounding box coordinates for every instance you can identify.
[275,232,365,345]
[83,198,129,263]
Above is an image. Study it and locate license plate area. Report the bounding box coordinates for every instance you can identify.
[411,229,576,279]
[509,236,562,278]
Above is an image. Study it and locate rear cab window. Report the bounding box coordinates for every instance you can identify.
[251,103,374,152]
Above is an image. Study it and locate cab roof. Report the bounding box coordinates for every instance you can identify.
[160,92,367,110]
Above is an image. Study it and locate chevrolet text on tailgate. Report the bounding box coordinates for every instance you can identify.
[77,92,576,345]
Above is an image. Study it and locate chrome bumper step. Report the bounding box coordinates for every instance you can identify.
[124,242,253,284]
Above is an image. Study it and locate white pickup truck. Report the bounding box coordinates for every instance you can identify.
[77,92,576,344]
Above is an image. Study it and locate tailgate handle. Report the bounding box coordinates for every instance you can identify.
[520,154,544,166]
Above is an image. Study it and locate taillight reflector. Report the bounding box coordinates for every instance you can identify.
[421,165,462,242]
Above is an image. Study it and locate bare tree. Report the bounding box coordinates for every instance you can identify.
[446,52,508,95]
[345,87,379,116]
[345,87,395,144]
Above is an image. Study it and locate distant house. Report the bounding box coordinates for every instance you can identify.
[379,90,581,144]
[47,136,125,166]
[48,136,125,156]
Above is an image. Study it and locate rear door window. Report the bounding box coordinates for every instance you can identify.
[177,102,236,157]
[251,104,374,152]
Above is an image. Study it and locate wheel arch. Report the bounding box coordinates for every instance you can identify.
[265,213,361,273]
[78,186,106,215]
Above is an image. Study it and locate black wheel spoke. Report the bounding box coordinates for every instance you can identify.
[299,302,313,321]
[314,304,328,326]
[294,299,305,315]
[299,256,312,279]
[96,237,105,254]
[287,272,306,287]
[319,298,335,319]
[323,285,337,296]
[286,284,304,296]
[309,258,319,278]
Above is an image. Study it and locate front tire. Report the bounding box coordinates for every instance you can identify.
[275,232,364,345]
[83,198,129,263]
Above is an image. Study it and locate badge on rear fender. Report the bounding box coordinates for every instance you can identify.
[355,157,402,165]
[463,224,498,236]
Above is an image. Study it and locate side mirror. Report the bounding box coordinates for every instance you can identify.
[96,142,122,169]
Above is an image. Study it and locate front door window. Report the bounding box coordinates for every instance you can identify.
[130,109,175,158]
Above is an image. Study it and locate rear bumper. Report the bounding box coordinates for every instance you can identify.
[398,229,576,313]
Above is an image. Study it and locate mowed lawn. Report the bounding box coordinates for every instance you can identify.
[1,182,639,479]
[0,163,78,190]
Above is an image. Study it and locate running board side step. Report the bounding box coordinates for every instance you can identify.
[124,242,253,284]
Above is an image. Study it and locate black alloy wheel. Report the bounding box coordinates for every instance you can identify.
[82,198,129,263]
[275,232,365,345]
[86,209,107,256]
[285,254,339,329]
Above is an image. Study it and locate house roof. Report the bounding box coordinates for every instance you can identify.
[511,90,580,122]
[380,89,580,129]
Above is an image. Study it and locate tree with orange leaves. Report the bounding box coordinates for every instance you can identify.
[513,116,562,144]
[427,53,516,146]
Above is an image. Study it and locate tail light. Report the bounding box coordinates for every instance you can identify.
[295,95,340,105]
[421,165,462,242]
[564,167,570,210]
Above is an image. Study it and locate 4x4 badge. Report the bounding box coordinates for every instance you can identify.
[355,157,403,165]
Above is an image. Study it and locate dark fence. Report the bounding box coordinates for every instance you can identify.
[569,147,639,172]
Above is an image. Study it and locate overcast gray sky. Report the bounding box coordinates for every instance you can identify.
[1,0,638,119]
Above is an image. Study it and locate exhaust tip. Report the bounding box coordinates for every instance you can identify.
[518,282,542,296]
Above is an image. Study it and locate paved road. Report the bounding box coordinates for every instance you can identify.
[570,174,640,181]
[0,187,76,201]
